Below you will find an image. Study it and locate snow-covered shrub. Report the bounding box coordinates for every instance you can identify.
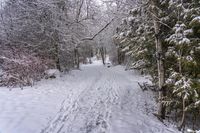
[0,51,54,87]
[187,129,200,133]
[44,69,60,79]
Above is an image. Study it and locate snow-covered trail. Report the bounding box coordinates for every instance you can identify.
[0,62,178,133]
[40,63,177,133]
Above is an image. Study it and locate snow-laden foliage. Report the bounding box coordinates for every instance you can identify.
[114,6,155,73]
[0,50,54,87]
[164,1,200,126]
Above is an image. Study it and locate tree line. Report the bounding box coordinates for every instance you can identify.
[0,0,108,87]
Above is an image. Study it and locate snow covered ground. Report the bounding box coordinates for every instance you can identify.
[0,60,179,133]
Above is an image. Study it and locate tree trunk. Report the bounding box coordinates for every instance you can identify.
[54,31,61,71]
[56,56,61,71]
[100,47,105,65]
[178,98,186,131]
[89,48,93,64]
[178,49,182,74]
[150,0,166,119]
[77,51,80,69]
[117,47,125,65]
[55,43,61,71]
[74,47,80,69]
[117,47,121,64]
[104,47,107,57]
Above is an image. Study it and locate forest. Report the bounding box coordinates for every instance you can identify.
[0,0,200,133]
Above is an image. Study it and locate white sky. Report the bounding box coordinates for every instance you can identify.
[96,0,103,5]
[0,0,5,5]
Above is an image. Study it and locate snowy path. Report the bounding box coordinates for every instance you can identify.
[0,62,178,133]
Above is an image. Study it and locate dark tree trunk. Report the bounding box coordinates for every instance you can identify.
[100,47,106,65]
[74,47,80,69]
[150,0,166,119]
[89,48,93,64]
[56,56,61,71]
[178,98,186,131]
[53,31,61,71]
[117,48,121,64]
[117,47,124,65]
[55,42,61,71]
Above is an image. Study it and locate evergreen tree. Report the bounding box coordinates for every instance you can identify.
[115,0,200,129]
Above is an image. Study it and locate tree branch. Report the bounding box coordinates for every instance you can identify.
[82,18,115,41]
